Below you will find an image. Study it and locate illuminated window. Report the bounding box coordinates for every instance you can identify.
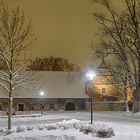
[102,88,106,93]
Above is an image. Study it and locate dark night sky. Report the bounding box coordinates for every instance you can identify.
[6,0,121,71]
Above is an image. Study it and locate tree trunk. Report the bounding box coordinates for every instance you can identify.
[132,86,140,113]
[8,95,13,130]
[133,100,140,113]
[137,87,140,111]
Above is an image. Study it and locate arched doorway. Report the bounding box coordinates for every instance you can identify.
[65,102,75,111]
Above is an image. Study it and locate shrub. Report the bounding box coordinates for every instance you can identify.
[16,126,25,133]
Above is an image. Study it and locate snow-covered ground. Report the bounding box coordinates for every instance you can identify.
[0,111,140,140]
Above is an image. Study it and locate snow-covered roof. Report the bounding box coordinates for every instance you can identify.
[0,71,88,99]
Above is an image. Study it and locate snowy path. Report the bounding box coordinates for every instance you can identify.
[93,111,140,124]
[0,111,140,127]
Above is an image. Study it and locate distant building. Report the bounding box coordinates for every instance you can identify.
[0,60,130,112]
[89,59,119,102]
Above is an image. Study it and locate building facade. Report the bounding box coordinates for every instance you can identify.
[0,71,89,111]
[91,59,119,102]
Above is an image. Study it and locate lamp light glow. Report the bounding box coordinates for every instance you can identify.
[86,71,96,80]
[40,91,45,96]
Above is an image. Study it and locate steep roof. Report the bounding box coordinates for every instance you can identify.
[0,71,88,99]
[98,58,108,69]
[97,59,112,76]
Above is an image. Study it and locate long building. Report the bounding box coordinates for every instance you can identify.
[0,71,89,111]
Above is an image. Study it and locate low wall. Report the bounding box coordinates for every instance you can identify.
[86,101,126,111]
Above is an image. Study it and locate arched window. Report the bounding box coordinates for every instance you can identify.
[65,102,75,111]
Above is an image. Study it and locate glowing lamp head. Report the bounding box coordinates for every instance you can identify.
[40,91,45,96]
[86,71,96,80]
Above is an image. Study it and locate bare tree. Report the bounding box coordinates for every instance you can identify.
[27,56,81,72]
[0,2,36,130]
[0,58,6,70]
[92,0,140,112]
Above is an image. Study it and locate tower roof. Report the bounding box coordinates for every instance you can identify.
[97,59,112,76]
[98,58,108,69]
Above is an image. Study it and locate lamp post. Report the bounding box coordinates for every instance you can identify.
[39,91,45,115]
[86,71,96,124]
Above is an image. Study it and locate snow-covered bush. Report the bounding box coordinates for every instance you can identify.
[79,125,92,134]
[42,119,115,138]
[96,127,115,138]
[36,125,44,131]
[0,128,14,135]
[78,123,115,138]
[44,124,57,130]
[16,126,25,132]
[26,126,34,131]
[1,119,115,138]
[57,119,81,130]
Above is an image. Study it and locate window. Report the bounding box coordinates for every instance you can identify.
[65,102,75,111]
[102,88,106,94]
[29,104,34,111]
[18,104,24,111]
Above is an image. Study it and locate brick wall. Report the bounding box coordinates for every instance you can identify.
[0,98,88,111]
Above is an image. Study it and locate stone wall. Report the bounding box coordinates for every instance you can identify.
[86,101,126,111]
[0,98,88,111]
[0,98,126,112]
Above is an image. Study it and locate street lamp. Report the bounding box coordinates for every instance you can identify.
[39,91,45,115]
[86,71,96,124]
[40,91,45,96]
